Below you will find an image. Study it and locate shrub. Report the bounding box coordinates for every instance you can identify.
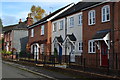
[1,50,6,54]
[6,51,12,55]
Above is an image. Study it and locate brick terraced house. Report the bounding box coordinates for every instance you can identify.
[82,1,120,69]
[27,3,74,61]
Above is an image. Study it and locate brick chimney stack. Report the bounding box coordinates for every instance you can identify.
[26,13,33,26]
[19,19,22,24]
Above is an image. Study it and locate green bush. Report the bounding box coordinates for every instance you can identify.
[1,50,6,54]
[6,51,12,55]
[54,48,58,57]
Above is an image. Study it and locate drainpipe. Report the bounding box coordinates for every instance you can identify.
[65,17,67,63]
[111,2,115,69]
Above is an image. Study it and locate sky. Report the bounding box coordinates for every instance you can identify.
[0,0,81,26]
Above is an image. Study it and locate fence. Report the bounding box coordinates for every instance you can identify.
[2,51,120,76]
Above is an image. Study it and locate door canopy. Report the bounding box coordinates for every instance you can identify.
[92,29,110,49]
[53,35,63,46]
[63,33,77,46]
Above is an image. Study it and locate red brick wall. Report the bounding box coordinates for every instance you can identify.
[83,2,115,67]
[4,31,12,51]
[28,21,52,57]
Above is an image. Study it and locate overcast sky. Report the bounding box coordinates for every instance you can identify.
[1,0,81,26]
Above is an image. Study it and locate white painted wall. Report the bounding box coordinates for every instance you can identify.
[67,12,83,55]
[52,12,83,56]
[52,18,66,55]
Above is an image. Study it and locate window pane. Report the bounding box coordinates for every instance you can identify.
[93,42,95,52]
[41,25,44,35]
[70,17,74,27]
[89,10,95,25]
[60,20,63,30]
[53,23,57,32]
[79,14,82,25]
[31,29,34,37]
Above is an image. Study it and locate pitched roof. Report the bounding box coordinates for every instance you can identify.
[52,2,100,21]
[28,3,74,29]
[55,36,64,43]
[3,24,18,32]
[3,22,28,33]
[66,34,77,42]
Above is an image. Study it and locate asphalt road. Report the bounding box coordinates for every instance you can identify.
[2,62,47,79]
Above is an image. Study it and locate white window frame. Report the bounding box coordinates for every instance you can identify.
[41,25,44,35]
[69,17,74,27]
[88,10,96,25]
[31,29,34,37]
[59,20,64,30]
[102,5,110,22]
[53,22,57,32]
[88,40,96,53]
[78,42,83,52]
[78,14,82,26]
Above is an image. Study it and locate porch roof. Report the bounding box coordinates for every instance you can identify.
[53,35,64,44]
[92,29,110,40]
[66,34,76,42]
[55,36,64,43]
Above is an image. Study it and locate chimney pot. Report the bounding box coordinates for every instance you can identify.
[19,19,22,24]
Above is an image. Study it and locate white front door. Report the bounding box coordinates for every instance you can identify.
[34,45,39,60]
[67,43,75,62]
[70,45,75,62]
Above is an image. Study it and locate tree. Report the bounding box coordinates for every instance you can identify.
[30,5,46,22]
[0,18,3,28]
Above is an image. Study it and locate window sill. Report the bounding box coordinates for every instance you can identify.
[88,23,95,26]
[59,29,63,31]
[78,24,82,27]
[88,52,96,54]
[102,20,110,23]
[53,31,56,32]
[69,26,74,28]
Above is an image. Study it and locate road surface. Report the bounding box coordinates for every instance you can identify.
[2,62,48,79]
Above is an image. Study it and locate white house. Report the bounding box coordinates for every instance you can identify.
[51,2,85,63]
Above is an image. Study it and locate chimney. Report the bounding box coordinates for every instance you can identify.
[26,13,33,26]
[19,19,22,24]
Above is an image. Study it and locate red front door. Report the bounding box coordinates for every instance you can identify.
[101,41,108,67]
